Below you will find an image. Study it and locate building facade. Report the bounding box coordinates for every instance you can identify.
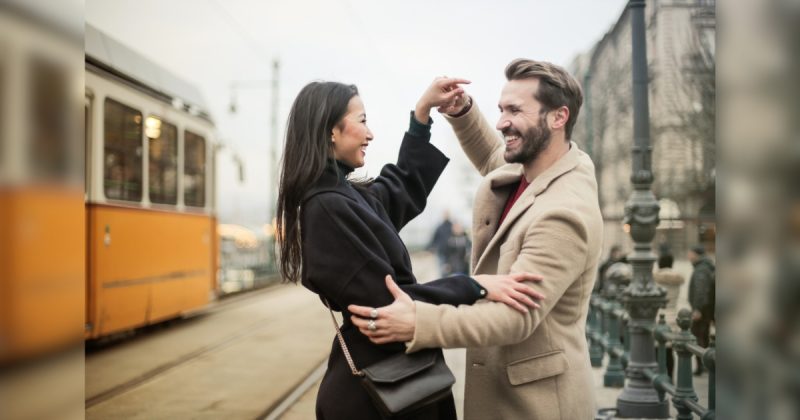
[570,0,716,257]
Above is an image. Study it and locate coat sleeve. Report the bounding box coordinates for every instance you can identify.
[689,266,714,313]
[406,210,590,351]
[444,100,507,176]
[301,195,481,314]
[366,131,450,231]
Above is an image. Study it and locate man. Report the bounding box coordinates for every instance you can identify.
[445,221,471,275]
[688,244,715,375]
[595,244,624,295]
[350,59,603,419]
[427,211,453,275]
[653,252,685,381]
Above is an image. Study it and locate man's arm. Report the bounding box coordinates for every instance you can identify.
[405,210,590,351]
[443,98,508,176]
[350,210,590,350]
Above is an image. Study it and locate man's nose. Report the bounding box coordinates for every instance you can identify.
[496,117,511,132]
[367,128,374,141]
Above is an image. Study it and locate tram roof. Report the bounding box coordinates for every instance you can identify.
[85,23,213,122]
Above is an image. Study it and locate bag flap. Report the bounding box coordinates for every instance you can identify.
[362,351,438,383]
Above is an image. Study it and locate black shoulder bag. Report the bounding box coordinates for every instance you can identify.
[324,299,455,418]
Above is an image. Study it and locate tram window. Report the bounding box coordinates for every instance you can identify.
[184,130,205,207]
[147,117,178,205]
[29,56,71,181]
[104,98,143,202]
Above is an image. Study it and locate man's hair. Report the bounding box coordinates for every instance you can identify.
[505,58,584,140]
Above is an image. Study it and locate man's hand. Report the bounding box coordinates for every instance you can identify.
[692,310,702,321]
[348,275,416,345]
[473,272,546,314]
[415,77,470,124]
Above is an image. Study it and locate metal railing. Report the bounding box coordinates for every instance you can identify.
[588,288,716,419]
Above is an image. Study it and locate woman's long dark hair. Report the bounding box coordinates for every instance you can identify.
[277,81,358,284]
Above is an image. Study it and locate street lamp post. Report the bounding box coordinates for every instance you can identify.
[615,0,669,417]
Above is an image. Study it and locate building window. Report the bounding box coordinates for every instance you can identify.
[104,98,143,202]
[147,116,178,205]
[184,130,205,207]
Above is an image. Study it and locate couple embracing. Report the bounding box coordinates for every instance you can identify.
[276,58,602,420]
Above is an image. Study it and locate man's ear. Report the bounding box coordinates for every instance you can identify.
[552,106,569,130]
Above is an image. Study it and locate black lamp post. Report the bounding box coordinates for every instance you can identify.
[615,0,669,417]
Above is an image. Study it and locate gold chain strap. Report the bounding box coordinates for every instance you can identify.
[324,298,364,377]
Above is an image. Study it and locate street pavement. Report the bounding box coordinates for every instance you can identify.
[83,252,711,419]
[85,285,332,419]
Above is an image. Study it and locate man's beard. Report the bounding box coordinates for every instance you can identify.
[503,114,551,164]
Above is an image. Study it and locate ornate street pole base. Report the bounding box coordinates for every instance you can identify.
[604,366,625,388]
[590,347,604,368]
[617,387,670,418]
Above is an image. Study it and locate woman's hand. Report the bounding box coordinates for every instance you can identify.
[438,93,470,116]
[415,77,471,124]
[473,272,545,314]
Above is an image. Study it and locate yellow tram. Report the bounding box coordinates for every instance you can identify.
[1,12,272,363]
[84,24,218,339]
[0,8,84,362]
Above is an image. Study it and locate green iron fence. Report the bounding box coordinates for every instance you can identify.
[588,286,716,419]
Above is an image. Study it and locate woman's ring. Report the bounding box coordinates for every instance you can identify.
[370,308,378,319]
[368,319,377,332]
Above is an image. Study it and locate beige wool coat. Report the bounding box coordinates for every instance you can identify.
[406,102,604,420]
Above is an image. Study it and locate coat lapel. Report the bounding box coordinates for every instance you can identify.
[474,143,582,273]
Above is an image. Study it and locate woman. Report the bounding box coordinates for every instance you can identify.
[276,79,542,419]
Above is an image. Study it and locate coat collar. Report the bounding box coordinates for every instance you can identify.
[474,142,581,271]
[485,142,580,195]
[302,159,357,203]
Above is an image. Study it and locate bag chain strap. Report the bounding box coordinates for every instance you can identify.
[324,298,364,377]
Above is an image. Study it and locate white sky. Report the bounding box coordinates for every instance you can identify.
[86,0,628,245]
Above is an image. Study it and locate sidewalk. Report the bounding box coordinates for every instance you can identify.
[281,253,710,419]
[415,252,710,419]
[593,360,711,418]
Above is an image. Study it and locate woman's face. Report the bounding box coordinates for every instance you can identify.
[332,96,373,168]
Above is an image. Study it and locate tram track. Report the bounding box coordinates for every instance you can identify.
[84,280,324,418]
[86,315,275,408]
[258,360,326,420]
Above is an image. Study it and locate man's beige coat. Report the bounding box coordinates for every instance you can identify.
[407,102,603,420]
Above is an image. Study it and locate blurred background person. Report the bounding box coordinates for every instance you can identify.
[594,244,624,295]
[427,210,453,276]
[653,252,685,381]
[444,221,471,276]
[688,244,715,376]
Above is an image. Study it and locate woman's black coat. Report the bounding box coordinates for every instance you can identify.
[301,120,482,420]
